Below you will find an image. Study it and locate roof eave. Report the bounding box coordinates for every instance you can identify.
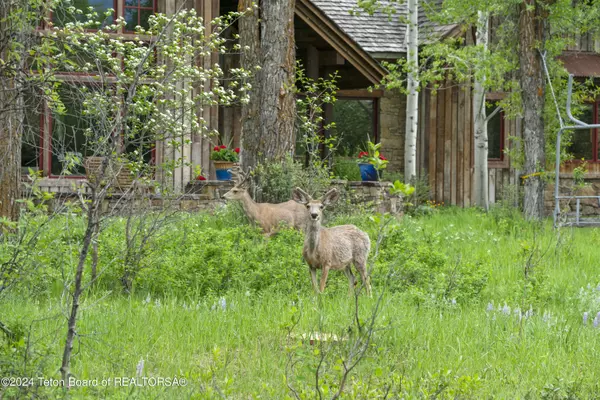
[296,0,387,85]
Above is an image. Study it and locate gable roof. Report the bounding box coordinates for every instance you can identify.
[309,0,458,59]
[296,0,388,84]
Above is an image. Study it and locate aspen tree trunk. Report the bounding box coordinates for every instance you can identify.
[239,0,297,171]
[518,0,547,220]
[404,0,419,183]
[472,11,489,210]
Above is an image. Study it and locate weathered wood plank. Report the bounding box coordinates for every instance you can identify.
[443,81,452,205]
[451,86,458,206]
[457,84,465,207]
[429,88,437,198]
[489,168,496,204]
[436,87,445,203]
[464,79,472,206]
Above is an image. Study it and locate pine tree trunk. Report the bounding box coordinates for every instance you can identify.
[518,0,546,220]
[238,0,261,170]
[472,11,489,210]
[239,0,296,171]
[0,82,21,222]
[0,1,21,223]
[404,0,419,183]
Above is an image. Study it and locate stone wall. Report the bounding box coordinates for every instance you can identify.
[544,175,600,217]
[26,179,403,215]
[379,90,406,174]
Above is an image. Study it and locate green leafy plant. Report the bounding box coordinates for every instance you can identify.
[356,141,388,171]
[210,145,240,162]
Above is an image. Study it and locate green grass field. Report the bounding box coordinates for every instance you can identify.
[3,207,600,398]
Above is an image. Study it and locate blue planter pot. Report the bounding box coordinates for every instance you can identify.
[215,168,232,181]
[213,161,236,180]
[359,163,380,181]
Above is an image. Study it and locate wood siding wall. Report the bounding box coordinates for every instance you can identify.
[153,0,220,191]
[421,80,523,207]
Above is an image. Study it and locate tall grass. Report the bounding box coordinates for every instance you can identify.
[3,206,600,398]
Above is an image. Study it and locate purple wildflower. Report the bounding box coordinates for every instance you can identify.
[502,303,511,315]
[584,312,589,325]
[136,358,144,377]
[219,297,227,311]
[486,302,494,312]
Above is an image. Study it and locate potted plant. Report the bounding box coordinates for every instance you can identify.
[356,141,388,181]
[211,145,240,180]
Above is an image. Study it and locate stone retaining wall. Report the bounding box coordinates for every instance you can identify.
[26,178,403,215]
[544,174,600,216]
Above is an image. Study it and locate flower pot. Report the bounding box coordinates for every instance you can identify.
[358,163,380,181]
[213,161,236,181]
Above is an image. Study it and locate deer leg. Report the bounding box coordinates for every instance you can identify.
[309,266,319,294]
[355,261,372,297]
[343,266,356,296]
[319,265,330,293]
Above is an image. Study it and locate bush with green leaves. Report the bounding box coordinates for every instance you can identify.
[251,156,331,203]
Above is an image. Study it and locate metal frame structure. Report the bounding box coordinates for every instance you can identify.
[552,75,600,227]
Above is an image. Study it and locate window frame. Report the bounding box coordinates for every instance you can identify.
[30,1,158,178]
[566,99,600,163]
[329,94,380,155]
[123,0,158,33]
[485,94,508,169]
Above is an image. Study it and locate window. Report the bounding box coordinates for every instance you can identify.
[568,101,598,161]
[124,0,156,32]
[24,1,158,177]
[49,86,102,176]
[52,0,116,28]
[486,102,504,161]
[332,98,379,157]
[50,0,157,32]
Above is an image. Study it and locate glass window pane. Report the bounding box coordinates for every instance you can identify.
[139,9,153,30]
[140,0,154,7]
[51,87,97,175]
[568,103,594,160]
[124,8,139,31]
[53,0,115,28]
[125,0,138,6]
[22,91,43,171]
[332,99,374,157]
[486,103,502,160]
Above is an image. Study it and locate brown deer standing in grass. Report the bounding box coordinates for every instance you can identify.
[292,187,372,296]
[222,168,309,236]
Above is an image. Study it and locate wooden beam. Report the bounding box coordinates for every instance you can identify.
[336,89,384,98]
[295,0,386,85]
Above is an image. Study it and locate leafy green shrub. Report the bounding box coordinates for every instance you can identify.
[252,156,331,203]
[374,224,489,304]
[332,157,361,181]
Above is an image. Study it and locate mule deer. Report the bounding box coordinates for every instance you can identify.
[222,168,309,236]
[292,187,372,296]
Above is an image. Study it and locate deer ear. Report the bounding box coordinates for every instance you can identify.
[322,188,340,207]
[292,187,310,205]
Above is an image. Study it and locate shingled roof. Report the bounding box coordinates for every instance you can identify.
[309,0,457,58]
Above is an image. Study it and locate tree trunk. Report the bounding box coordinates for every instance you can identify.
[61,206,97,383]
[518,0,546,220]
[404,0,419,183]
[239,0,297,171]
[0,1,21,223]
[238,0,261,170]
[472,11,489,210]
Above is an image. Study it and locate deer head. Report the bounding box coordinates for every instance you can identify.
[292,188,340,222]
[223,166,251,200]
